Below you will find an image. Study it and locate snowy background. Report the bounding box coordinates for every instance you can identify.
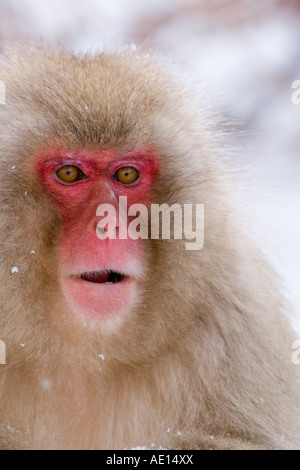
[0,0,299,334]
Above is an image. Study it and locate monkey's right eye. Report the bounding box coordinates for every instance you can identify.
[56,165,84,184]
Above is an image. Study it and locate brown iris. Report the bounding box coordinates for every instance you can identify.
[115,166,139,184]
[56,165,83,183]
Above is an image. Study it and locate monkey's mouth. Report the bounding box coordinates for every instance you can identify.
[63,268,136,321]
[78,270,126,284]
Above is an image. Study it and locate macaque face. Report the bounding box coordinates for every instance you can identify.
[36,147,159,323]
[0,49,299,451]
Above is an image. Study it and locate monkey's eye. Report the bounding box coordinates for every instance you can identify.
[56,165,84,184]
[114,166,139,185]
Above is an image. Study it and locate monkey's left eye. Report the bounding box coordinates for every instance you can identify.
[56,165,84,184]
[113,166,139,185]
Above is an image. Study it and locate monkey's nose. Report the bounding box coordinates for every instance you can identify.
[96,225,107,234]
[94,212,120,239]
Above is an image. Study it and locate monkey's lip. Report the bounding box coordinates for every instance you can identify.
[74,269,127,284]
[62,269,135,321]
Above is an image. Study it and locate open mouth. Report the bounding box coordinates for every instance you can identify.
[62,268,136,321]
[77,270,126,284]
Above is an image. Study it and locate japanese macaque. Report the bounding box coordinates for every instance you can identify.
[0,46,299,450]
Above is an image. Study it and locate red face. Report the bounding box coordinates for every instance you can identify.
[37,147,159,323]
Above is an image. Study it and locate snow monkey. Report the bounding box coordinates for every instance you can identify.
[0,47,299,450]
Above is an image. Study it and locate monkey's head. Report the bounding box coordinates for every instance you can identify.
[1,48,299,452]
[0,47,222,367]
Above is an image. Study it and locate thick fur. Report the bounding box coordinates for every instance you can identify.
[0,47,299,450]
